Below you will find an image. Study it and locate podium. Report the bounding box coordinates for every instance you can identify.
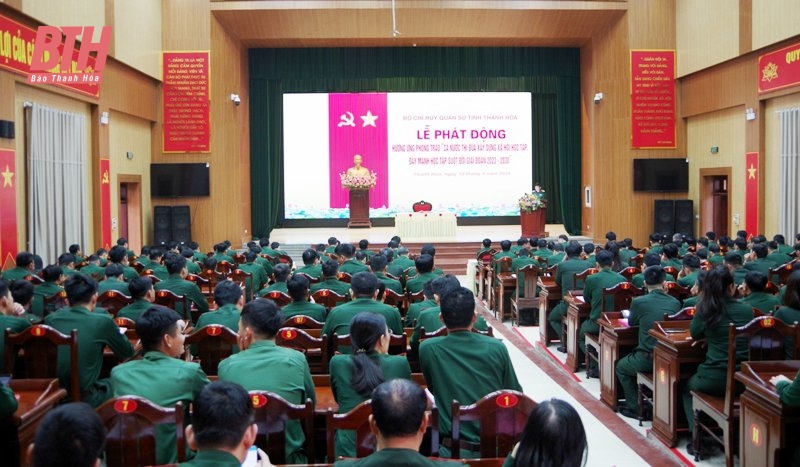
[520,208,547,237]
[347,189,372,228]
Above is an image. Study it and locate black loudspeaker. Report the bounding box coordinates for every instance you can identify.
[153,206,172,245]
[674,199,694,236]
[653,200,675,236]
[0,120,14,139]
[171,205,192,245]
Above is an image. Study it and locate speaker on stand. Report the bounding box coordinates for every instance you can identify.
[674,200,694,236]
[653,200,675,237]
[171,205,192,245]
[153,206,172,245]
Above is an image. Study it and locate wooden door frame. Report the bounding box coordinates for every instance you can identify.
[118,174,142,253]
[699,167,732,237]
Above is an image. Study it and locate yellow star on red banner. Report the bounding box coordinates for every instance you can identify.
[747,163,757,179]
[1,165,13,187]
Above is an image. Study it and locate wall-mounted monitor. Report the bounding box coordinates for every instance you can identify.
[633,158,689,192]
[150,163,210,197]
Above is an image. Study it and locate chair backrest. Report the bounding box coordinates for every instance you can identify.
[42,290,69,317]
[5,325,80,401]
[195,269,222,296]
[337,272,353,283]
[619,266,638,282]
[293,272,320,284]
[216,260,235,275]
[96,396,185,467]
[232,253,246,265]
[450,390,537,458]
[183,325,238,376]
[265,290,292,307]
[572,268,597,291]
[249,391,314,464]
[282,315,324,330]
[663,281,692,303]
[154,289,191,322]
[326,400,375,460]
[663,266,680,278]
[230,269,254,301]
[278,254,294,268]
[769,259,796,285]
[515,264,539,299]
[275,327,328,373]
[380,288,405,312]
[407,290,425,304]
[764,281,781,295]
[494,257,513,274]
[332,333,407,356]
[412,200,433,212]
[97,290,134,317]
[311,289,347,311]
[477,250,496,264]
[664,306,696,321]
[601,281,645,313]
[114,317,139,341]
[629,254,645,269]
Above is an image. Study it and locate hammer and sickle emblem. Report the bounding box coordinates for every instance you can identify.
[337,111,355,127]
[102,170,110,184]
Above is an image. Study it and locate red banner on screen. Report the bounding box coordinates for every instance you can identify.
[0,150,18,270]
[758,42,800,93]
[745,152,759,235]
[99,158,111,250]
[631,50,676,148]
[0,14,100,98]
[328,93,388,209]
[162,51,210,152]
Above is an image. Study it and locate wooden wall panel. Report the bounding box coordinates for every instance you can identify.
[163,0,211,50]
[752,0,800,51]
[113,0,162,80]
[676,0,740,77]
[764,92,800,237]
[21,0,105,40]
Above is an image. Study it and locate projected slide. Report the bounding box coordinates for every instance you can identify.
[283,92,532,219]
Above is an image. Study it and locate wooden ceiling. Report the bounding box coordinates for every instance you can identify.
[210,1,628,48]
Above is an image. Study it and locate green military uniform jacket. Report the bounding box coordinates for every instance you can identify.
[388,256,415,278]
[677,271,699,288]
[98,277,131,295]
[689,299,754,380]
[31,282,64,317]
[179,449,240,467]
[153,265,170,281]
[311,278,351,297]
[629,290,681,354]
[0,384,18,418]
[631,272,675,290]
[555,258,593,292]
[218,340,316,464]
[111,351,210,464]
[532,248,552,260]
[44,306,135,406]
[410,307,489,351]
[731,267,748,285]
[339,259,369,275]
[660,258,682,270]
[405,298,436,327]
[0,315,31,369]
[334,448,460,466]
[120,264,139,282]
[744,258,777,276]
[192,250,207,263]
[406,272,439,294]
[135,257,154,270]
[329,353,412,458]
[741,292,780,315]
[374,272,403,295]
[258,281,288,297]
[708,254,725,266]
[295,263,322,280]
[2,267,32,282]
[196,303,240,331]
[155,274,209,320]
[117,299,153,321]
[547,252,566,267]
[185,260,201,275]
[80,263,105,281]
[767,251,793,266]
[583,269,627,323]
[774,306,800,358]
[683,295,698,307]
[323,298,403,340]
[282,300,327,322]
[776,371,800,406]
[239,262,269,299]
[255,256,274,276]
[419,331,522,446]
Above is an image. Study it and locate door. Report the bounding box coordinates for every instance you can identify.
[118,175,142,252]
[700,168,731,237]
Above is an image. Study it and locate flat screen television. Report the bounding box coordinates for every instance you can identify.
[150,163,210,197]
[633,158,689,192]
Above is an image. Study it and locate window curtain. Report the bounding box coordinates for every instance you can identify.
[26,103,89,265]
[779,108,800,238]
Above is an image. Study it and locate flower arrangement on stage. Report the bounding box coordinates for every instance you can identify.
[340,171,378,189]
[519,190,547,213]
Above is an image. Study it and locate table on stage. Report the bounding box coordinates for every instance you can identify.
[394,212,457,241]
[0,379,67,467]
[598,312,638,411]
[565,293,589,372]
[648,320,704,447]
[537,276,561,345]
[736,360,800,467]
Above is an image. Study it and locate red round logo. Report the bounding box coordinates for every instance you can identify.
[114,399,138,413]
[496,394,518,408]
[281,329,296,340]
[252,394,267,408]
[206,326,222,336]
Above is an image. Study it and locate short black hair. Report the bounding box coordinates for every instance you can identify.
[420,244,436,256]
[439,286,475,329]
[105,263,124,278]
[744,270,768,292]
[57,253,75,267]
[359,239,369,250]
[430,274,460,297]
[583,242,595,255]
[682,254,701,270]
[33,402,106,467]
[565,242,582,257]
[482,238,492,248]
[16,252,35,268]
[10,279,34,306]
[595,250,614,268]
[752,243,768,258]
[327,236,339,246]
[302,248,317,265]
[643,265,666,286]
[369,254,388,272]
[108,245,127,263]
[42,265,64,282]
[321,259,339,278]
[500,240,511,252]
[240,298,284,338]
[287,274,310,301]
[64,273,98,306]
[214,280,243,307]
[164,251,187,275]
[724,251,743,266]
[128,276,153,300]
[605,231,617,241]
[273,263,291,282]
[371,379,427,438]
[136,306,181,352]
[661,243,679,259]
[414,254,434,274]
[350,271,379,297]
[68,244,81,255]
[338,243,355,258]
[192,381,254,450]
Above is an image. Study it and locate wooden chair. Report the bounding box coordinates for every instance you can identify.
[768,259,796,285]
[216,260,236,276]
[115,317,139,341]
[764,280,781,295]
[232,253,246,265]
[449,390,536,458]
[572,268,597,291]
[584,282,644,371]
[492,257,515,319]
[664,281,692,304]
[311,289,347,312]
[691,316,798,466]
[97,290,133,317]
[41,290,69,317]
[337,272,353,284]
[278,254,294,268]
[332,333,407,356]
[629,254,645,270]
[664,306,696,321]
[24,273,44,285]
[96,396,185,467]
[619,266,639,283]
[275,327,329,374]
[249,391,315,464]
[663,266,680,278]
[293,272,320,284]
[282,315,324,330]
[510,264,539,326]
[326,400,375,461]
[264,290,292,307]
[230,269,255,301]
[154,289,192,322]
[380,288,407,316]
[406,289,425,305]
[4,325,80,401]
[195,269,223,296]
[183,324,238,376]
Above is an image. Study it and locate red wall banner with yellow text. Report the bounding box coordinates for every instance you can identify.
[0,150,18,270]
[758,42,800,93]
[630,50,676,148]
[162,51,210,152]
[745,152,759,236]
[99,159,111,250]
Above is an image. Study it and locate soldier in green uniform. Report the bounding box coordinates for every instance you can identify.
[619,238,639,264]
[324,236,340,256]
[338,243,369,275]
[492,240,514,261]
[67,244,86,265]
[218,298,315,464]
[323,272,403,342]
[582,242,597,264]
[477,238,494,257]
[134,246,154,270]
[248,244,274,277]
[181,381,269,467]
[108,245,139,282]
[547,242,593,351]
[294,248,322,281]
[659,243,682,270]
[118,277,156,321]
[405,280,436,327]
[79,255,106,282]
[511,248,539,297]
[2,252,36,282]
[420,286,522,458]
[531,238,552,262]
[45,274,135,406]
[579,250,626,378]
[310,260,351,297]
[775,234,794,256]
[111,306,210,464]
[334,379,458,467]
[0,383,17,419]
[329,313,412,458]
[767,240,793,266]
[547,242,566,267]
[705,243,725,266]
[98,263,131,295]
[29,403,107,467]
[632,253,676,289]
[615,266,681,418]
[196,280,243,332]
[155,251,209,323]
[181,247,202,275]
[0,279,32,368]
[238,250,269,300]
[357,239,375,258]
[31,265,65,318]
[9,279,42,324]
[740,271,780,315]
[681,267,754,453]
[58,253,79,278]
[774,270,800,358]
[282,274,327,322]
[509,237,526,256]
[211,243,234,265]
[724,252,748,285]
[770,368,800,467]
[744,243,776,277]
[369,254,403,295]
[410,275,461,352]
[677,254,701,288]
[405,254,439,294]
[682,270,706,308]
[258,263,290,296]
[150,248,171,281]
[388,247,415,278]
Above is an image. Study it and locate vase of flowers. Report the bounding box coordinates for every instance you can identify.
[340,171,378,190]
[519,190,547,237]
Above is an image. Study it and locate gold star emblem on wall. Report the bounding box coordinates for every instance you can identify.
[747,163,757,179]
[1,165,13,187]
